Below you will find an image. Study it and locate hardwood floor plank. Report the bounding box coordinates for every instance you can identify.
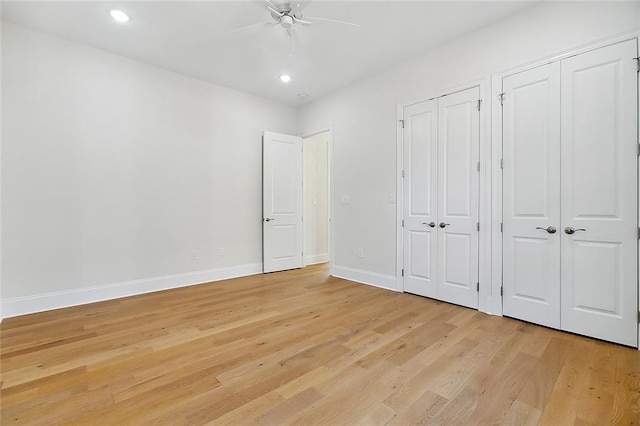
[255,386,323,425]
[389,390,448,425]
[611,345,640,424]
[517,336,572,409]
[575,341,620,425]
[383,337,478,412]
[501,400,542,426]
[537,337,596,425]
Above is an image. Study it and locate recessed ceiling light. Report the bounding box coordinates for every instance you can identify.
[279,74,292,83]
[297,93,309,99]
[110,10,130,23]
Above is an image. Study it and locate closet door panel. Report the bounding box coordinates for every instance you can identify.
[403,100,438,298]
[502,62,561,328]
[437,87,480,309]
[560,39,638,347]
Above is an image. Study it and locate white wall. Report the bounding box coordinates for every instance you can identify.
[299,1,639,291]
[303,132,329,265]
[1,22,297,316]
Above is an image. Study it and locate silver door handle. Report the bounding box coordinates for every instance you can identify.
[535,226,557,234]
[264,218,275,222]
[422,222,436,228]
[564,226,586,235]
[439,222,450,228]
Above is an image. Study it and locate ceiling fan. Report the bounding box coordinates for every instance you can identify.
[225,0,360,38]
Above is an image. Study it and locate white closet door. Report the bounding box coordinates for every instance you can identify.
[502,62,561,328]
[403,100,438,298]
[560,40,638,347]
[436,87,480,309]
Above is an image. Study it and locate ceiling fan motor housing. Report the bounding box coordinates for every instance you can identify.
[280,15,294,29]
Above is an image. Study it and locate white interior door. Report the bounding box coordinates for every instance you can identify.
[263,131,303,273]
[560,40,638,347]
[436,87,480,309]
[502,62,562,329]
[403,99,438,298]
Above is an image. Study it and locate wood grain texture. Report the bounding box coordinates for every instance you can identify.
[1,264,638,425]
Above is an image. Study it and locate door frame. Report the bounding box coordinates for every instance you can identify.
[490,30,640,347]
[396,78,491,310]
[301,126,334,276]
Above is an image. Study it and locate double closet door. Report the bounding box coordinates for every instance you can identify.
[502,40,638,347]
[402,86,480,309]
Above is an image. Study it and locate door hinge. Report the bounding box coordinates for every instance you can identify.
[477,162,480,172]
[399,119,405,128]
[401,268,404,277]
[498,93,505,106]
[402,170,405,178]
[477,222,480,231]
[500,286,503,296]
[477,99,482,111]
[500,158,504,169]
[476,282,479,292]
[634,57,640,72]
[638,227,640,240]
[500,222,503,233]
[402,219,404,227]
[637,144,640,156]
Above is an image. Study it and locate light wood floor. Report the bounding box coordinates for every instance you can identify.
[1,264,639,425]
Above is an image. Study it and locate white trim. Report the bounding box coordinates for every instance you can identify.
[396,104,404,291]
[332,265,399,292]
[1,263,263,319]
[399,78,489,110]
[477,76,494,315]
[490,71,505,316]
[305,254,329,265]
[496,30,640,81]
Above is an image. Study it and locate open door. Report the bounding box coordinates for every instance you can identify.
[263,131,304,273]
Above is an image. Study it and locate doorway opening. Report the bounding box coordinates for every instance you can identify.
[303,131,330,268]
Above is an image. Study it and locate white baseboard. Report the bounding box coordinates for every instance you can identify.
[332,265,399,292]
[1,263,263,319]
[305,253,329,265]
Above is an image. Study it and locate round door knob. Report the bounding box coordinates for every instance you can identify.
[422,222,436,228]
[439,222,450,228]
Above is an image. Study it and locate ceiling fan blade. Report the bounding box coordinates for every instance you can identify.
[292,15,312,25]
[250,0,283,16]
[264,0,281,13]
[268,6,284,16]
[306,16,360,28]
[223,21,276,37]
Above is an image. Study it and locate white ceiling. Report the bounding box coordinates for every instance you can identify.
[1,1,536,106]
